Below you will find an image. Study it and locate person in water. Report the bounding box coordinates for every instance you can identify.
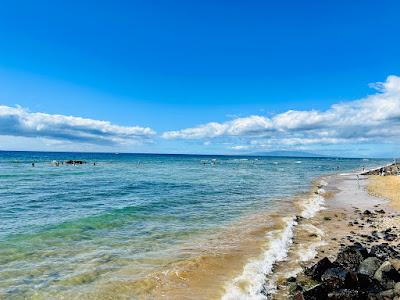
[32,162,35,167]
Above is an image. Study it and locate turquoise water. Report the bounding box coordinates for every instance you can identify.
[0,152,387,298]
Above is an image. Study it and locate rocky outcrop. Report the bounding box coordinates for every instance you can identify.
[358,257,382,277]
[292,241,400,300]
[305,257,334,281]
[65,160,86,165]
[334,243,367,271]
[361,163,400,176]
[370,243,399,260]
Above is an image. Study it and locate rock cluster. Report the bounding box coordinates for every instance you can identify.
[292,242,400,299]
[361,163,400,176]
[65,160,86,165]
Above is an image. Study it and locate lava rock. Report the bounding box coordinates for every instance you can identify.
[321,267,356,290]
[327,289,365,300]
[358,257,383,277]
[305,257,334,281]
[335,245,366,271]
[370,243,399,260]
[65,160,86,164]
[357,273,383,293]
[353,242,369,258]
[374,261,400,289]
[384,233,397,242]
[299,283,329,300]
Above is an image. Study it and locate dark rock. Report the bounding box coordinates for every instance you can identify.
[65,160,86,165]
[353,242,369,258]
[372,231,382,239]
[374,261,400,289]
[321,267,356,290]
[294,292,305,300]
[301,283,329,300]
[305,257,334,281]
[375,209,385,214]
[358,257,383,277]
[335,245,366,271]
[327,289,365,300]
[364,210,373,215]
[370,243,399,260]
[357,273,383,293]
[288,276,297,282]
[384,233,397,242]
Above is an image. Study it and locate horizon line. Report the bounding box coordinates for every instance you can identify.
[0,149,386,160]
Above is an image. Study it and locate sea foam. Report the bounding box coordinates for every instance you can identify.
[221,180,328,299]
[221,217,297,300]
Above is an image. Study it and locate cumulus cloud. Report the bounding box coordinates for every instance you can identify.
[0,105,156,145]
[162,75,400,148]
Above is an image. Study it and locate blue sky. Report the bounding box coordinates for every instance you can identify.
[1,0,400,157]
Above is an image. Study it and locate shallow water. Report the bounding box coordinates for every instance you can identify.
[0,152,387,299]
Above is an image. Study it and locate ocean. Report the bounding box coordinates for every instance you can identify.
[0,151,387,299]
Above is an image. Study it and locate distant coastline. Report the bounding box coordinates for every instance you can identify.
[0,149,385,160]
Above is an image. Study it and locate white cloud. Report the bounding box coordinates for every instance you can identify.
[0,105,156,145]
[230,145,251,150]
[162,75,400,147]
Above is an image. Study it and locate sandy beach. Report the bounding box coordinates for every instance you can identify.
[278,167,400,299]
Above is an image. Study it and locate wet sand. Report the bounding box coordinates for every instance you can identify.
[272,173,400,298]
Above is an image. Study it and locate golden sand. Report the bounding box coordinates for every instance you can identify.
[49,209,298,300]
[368,175,400,209]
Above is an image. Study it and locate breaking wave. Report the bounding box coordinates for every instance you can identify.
[221,180,328,299]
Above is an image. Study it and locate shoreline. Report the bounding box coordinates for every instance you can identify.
[1,158,392,299]
[280,167,400,299]
[134,168,394,300]
[75,173,336,300]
